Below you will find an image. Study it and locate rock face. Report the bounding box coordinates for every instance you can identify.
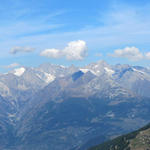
[0,96,16,149]
[0,61,150,150]
[88,123,150,150]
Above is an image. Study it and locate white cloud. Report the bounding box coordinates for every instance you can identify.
[145,52,150,60]
[109,46,144,61]
[63,40,87,60]
[40,48,62,58]
[10,46,35,54]
[40,40,88,60]
[3,63,20,69]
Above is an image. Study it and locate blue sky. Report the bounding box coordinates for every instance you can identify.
[1,0,150,72]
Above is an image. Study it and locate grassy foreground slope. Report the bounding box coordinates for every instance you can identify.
[88,123,150,150]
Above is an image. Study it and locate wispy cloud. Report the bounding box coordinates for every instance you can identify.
[4,4,150,50]
[10,46,35,54]
[2,63,20,69]
[0,6,66,42]
[145,52,150,60]
[40,40,88,60]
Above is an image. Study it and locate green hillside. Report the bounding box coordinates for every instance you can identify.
[88,123,150,150]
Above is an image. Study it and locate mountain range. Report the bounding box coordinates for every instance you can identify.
[0,60,150,150]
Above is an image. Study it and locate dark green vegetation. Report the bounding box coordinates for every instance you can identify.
[88,123,150,150]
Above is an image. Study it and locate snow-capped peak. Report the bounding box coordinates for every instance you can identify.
[80,69,89,73]
[14,67,26,76]
[44,72,55,83]
[80,68,97,75]
[36,71,56,83]
[104,67,115,75]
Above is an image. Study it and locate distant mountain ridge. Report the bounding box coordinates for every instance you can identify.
[1,60,150,102]
[0,60,150,150]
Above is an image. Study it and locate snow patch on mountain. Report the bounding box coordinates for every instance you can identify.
[60,65,67,68]
[80,69,89,73]
[14,67,26,76]
[36,71,55,83]
[104,67,115,75]
[44,72,55,83]
[132,68,145,74]
[94,64,99,68]
[80,68,97,75]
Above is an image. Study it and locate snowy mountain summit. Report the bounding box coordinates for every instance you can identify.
[1,60,150,101]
